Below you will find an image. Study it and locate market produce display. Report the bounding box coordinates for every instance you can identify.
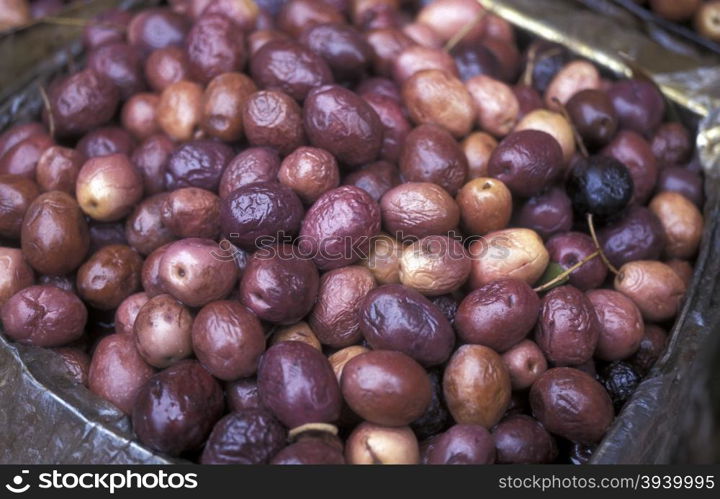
[0,0,707,464]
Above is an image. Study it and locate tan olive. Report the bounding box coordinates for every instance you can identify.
[270,322,322,351]
[363,233,405,284]
[328,345,370,382]
[544,60,601,112]
[402,69,476,139]
[201,72,257,142]
[462,132,497,179]
[649,191,703,259]
[465,75,519,138]
[468,228,548,289]
[0,0,30,31]
[75,154,143,222]
[516,109,576,164]
[157,80,203,141]
[398,235,470,296]
[443,344,511,428]
[134,293,194,368]
[345,422,420,464]
[456,177,512,236]
[614,260,687,322]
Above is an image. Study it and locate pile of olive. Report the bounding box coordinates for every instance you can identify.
[0,0,704,464]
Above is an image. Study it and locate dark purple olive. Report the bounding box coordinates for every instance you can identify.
[226,378,263,412]
[455,278,540,353]
[607,79,665,136]
[77,127,136,159]
[201,409,287,464]
[239,244,319,325]
[257,341,342,428]
[423,424,495,464]
[185,14,247,84]
[271,438,346,464]
[87,42,145,99]
[125,194,176,255]
[1,284,87,347]
[220,181,304,250]
[45,69,119,138]
[299,22,372,81]
[566,89,617,149]
[298,185,381,270]
[127,7,190,57]
[131,360,224,456]
[362,93,411,163]
[530,367,613,444]
[534,285,600,366]
[399,124,468,196]
[303,84,382,167]
[602,130,658,205]
[131,134,174,195]
[513,84,544,119]
[526,41,570,94]
[656,166,704,207]
[166,139,233,191]
[250,39,334,101]
[359,284,455,366]
[546,232,607,290]
[598,205,665,268]
[492,414,557,464]
[516,187,573,240]
[451,42,500,81]
[219,148,281,198]
[651,122,692,166]
[488,130,563,197]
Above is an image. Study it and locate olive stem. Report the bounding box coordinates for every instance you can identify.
[520,43,539,88]
[443,10,486,53]
[586,213,620,275]
[39,86,55,140]
[288,422,339,441]
[520,45,562,88]
[551,97,589,158]
[533,250,600,292]
[40,17,90,27]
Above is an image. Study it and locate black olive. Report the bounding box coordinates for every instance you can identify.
[599,361,641,410]
[566,156,633,221]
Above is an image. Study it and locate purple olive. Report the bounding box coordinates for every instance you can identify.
[257,341,342,428]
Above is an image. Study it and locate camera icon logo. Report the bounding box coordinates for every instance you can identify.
[5,470,30,494]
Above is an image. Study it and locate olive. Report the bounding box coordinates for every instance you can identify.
[492,415,558,464]
[530,367,613,444]
[257,341,342,428]
[131,360,224,456]
[341,350,432,427]
[566,155,633,221]
[423,424,496,464]
[535,285,600,366]
[359,284,455,366]
[200,409,287,465]
[443,345,511,428]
